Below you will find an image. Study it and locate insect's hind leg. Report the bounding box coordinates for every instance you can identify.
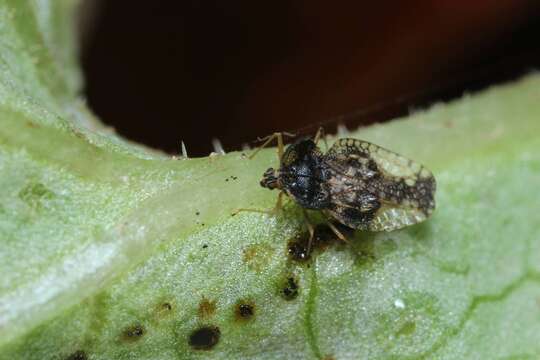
[324,220,351,245]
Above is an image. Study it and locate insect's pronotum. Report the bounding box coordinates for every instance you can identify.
[238,128,436,251]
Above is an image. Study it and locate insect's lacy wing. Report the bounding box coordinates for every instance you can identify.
[322,190,381,231]
[325,138,436,231]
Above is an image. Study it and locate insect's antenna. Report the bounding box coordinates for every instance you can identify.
[255,132,296,142]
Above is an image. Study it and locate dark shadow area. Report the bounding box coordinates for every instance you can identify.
[81,1,540,156]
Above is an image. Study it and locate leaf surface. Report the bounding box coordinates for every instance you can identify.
[0,1,539,359]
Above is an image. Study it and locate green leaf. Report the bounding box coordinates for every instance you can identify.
[1,1,539,359]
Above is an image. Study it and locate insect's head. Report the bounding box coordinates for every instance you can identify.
[260,167,280,190]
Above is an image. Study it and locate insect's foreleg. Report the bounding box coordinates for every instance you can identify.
[274,191,285,212]
[232,207,271,216]
[249,133,280,160]
[232,191,286,216]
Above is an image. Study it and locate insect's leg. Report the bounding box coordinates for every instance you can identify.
[275,132,296,167]
[313,127,323,143]
[248,132,296,162]
[302,209,316,255]
[276,133,284,166]
[248,133,279,160]
[232,207,272,216]
[274,190,285,212]
[232,191,286,216]
[324,221,351,244]
[313,126,329,151]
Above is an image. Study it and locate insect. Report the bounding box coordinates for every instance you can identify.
[240,128,436,249]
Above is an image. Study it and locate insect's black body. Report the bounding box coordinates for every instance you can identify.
[261,137,436,232]
[275,139,331,210]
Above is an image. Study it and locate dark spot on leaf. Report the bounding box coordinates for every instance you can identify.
[237,304,254,318]
[225,178,229,182]
[195,211,200,216]
[18,182,54,208]
[121,324,145,342]
[288,224,344,263]
[234,300,255,321]
[231,176,238,180]
[281,276,299,300]
[160,302,173,311]
[65,350,87,360]
[374,291,442,355]
[396,320,416,337]
[202,244,208,249]
[243,243,274,272]
[154,301,174,320]
[287,238,310,262]
[189,326,220,350]
[198,297,216,319]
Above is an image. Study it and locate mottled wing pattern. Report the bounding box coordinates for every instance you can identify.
[323,138,436,231]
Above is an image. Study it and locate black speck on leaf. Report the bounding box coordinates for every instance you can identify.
[189,326,221,350]
[281,276,299,300]
[121,324,145,342]
[287,224,341,263]
[235,300,255,321]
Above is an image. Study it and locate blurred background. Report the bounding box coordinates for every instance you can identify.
[79,1,540,156]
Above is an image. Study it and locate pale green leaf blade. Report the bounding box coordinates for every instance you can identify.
[0,1,539,359]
